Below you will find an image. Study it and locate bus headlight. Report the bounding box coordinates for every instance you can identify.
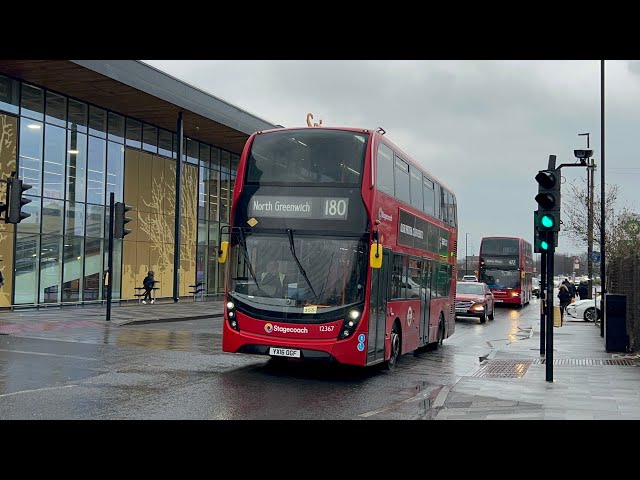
[338,307,363,340]
[511,291,519,297]
[226,298,239,331]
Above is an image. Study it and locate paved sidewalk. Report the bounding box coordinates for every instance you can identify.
[0,298,224,333]
[433,316,640,420]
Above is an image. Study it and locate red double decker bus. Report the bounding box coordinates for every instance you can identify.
[478,236,533,307]
[218,126,457,369]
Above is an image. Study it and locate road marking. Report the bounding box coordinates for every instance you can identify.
[0,348,97,361]
[0,384,77,398]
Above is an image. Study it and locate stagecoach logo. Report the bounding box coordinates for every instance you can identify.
[407,307,413,327]
[378,207,393,222]
[264,323,309,334]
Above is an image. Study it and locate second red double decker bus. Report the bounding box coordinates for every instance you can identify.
[218,126,458,369]
[478,236,533,307]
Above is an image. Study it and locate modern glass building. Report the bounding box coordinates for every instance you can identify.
[0,60,278,308]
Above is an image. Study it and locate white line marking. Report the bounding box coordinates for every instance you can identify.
[0,384,77,398]
[0,349,97,361]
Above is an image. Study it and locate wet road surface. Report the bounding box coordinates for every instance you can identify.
[0,300,541,419]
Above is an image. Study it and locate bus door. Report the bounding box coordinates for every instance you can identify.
[367,249,390,364]
[420,260,432,347]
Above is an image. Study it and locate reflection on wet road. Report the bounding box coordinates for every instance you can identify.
[0,299,542,419]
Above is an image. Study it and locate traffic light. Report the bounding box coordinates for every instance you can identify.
[534,210,551,253]
[534,168,561,233]
[114,202,133,239]
[6,176,32,224]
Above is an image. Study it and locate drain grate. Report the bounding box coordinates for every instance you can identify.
[472,360,533,378]
[532,358,637,366]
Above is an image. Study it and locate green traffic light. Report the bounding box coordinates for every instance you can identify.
[541,215,554,228]
[541,240,549,251]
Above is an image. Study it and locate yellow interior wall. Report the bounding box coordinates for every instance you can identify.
[0,114,16,307]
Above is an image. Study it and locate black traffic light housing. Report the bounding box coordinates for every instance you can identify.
[534,210,552,253]
[114,202,133,239]
[5,175,32,224]
[534,168,561,234]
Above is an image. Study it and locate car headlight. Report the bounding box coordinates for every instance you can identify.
[474,298,485,303]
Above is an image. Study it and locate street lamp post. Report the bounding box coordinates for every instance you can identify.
[600,59,606,337]
[579,132,595,300]
[466,233,470,275]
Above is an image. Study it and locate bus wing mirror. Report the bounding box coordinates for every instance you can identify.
[370,242,383,269]
[218,241,229,264]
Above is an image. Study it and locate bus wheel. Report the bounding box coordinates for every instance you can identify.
[385,321,401,370]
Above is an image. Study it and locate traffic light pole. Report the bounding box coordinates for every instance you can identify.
[545,239,554,382]
[106,192,114,322]
[540,250,546,355]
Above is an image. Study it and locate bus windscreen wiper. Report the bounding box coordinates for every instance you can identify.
[286,229,319,301]
[237,228,259,290]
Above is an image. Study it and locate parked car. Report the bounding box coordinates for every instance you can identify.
[461,275,478,282]
[565,295,601,322]
[455,281,495,324]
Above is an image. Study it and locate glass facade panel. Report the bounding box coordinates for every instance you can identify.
[39,235,62,303]
[66,130,87,203]
[158,129,172,158]
[142,124,157,153]
[83,238,103,301]
[220,150,230,223]
[125,118,142,149]
[186,138,198,164]
[20,83,44,121]
[199,143,210,167]
[107,112,124,143]
[14,234,39,304]
[62,236,83,302]
[67,99,88,134]
[0,74,19,114]
[65,201,85,236]
[88,106,107,138]
[87,136,106,204]
[43,124,66,199]
[85,204,104,238]
[16,197,41,234]
[45,91,66,127]
[19,117,43,197]
[41,198,64,235]
[106,141,124,202]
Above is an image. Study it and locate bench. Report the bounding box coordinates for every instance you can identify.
[134,286,159,304]
[189,282,206,301]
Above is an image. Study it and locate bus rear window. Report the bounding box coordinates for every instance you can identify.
[246,129,368,185]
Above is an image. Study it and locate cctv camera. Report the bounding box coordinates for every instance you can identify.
[574,149,593,160]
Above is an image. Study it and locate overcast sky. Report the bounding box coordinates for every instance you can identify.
[144,60,640,257]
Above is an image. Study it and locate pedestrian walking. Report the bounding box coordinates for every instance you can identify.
[557,284,571,326]
[142,270,156,304]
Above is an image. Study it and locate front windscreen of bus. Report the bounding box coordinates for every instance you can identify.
[481,269,520,289]
[246,129,368,185]
[229,233,367,312]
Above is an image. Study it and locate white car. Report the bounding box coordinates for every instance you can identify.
[462,275,478,282]
[565,296,601,322]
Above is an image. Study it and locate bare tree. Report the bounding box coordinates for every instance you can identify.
[562,179,637,264]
